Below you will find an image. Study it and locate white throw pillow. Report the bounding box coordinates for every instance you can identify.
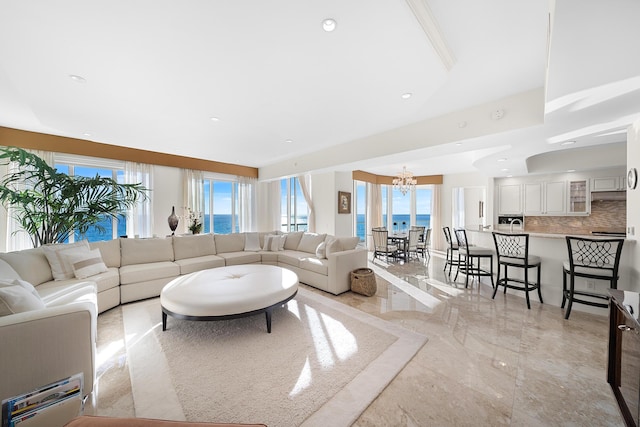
[64,248,108,279]
[278,235,287,250]
[0,278,40,299]
[42,240,90,280]
[0,285,46,317]
[325,238,341,257]
[244,232,262,252]
[315,242,327,259]
[263,234,281,252]
[297,233,327,254]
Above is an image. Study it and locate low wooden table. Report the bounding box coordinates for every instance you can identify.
[160,265,298,333]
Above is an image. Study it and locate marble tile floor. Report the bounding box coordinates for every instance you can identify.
[86,253,624,426]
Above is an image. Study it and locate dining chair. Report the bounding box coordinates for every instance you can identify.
[407,229,421,260]
[562,236,624,319]
[443,226,461,276]
[372,228,398,262]
[492,232,542,309]
[417,228,432,259]
[454,229,494,288]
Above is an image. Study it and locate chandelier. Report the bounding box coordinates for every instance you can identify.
[392,166,417,195]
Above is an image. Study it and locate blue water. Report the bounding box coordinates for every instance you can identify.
[356,214,430,241]
[78,213,429,243]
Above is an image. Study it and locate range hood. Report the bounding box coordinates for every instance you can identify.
[591,190,626,202]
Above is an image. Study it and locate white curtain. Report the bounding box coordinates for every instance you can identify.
[238,176,257,232]
[268,180,281,231]
[182,169,204,234]
[297,174,315,233]
[431,184,445,251]
[124,162,153,238]
[366,183,383,250]
[6,149,55,251]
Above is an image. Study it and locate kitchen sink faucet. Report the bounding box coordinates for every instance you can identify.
[510,218,523,233]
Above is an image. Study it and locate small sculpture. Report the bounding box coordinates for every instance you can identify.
[168,206,179,235]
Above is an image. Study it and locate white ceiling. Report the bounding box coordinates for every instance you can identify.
[0,0,639,180]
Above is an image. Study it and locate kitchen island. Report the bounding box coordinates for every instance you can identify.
[466,228,636,315]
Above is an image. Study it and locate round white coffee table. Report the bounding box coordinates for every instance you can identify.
[160,264,298,333]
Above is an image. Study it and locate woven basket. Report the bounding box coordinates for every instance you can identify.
[350,268,376,296]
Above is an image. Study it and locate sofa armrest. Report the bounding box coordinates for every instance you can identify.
[327,248,368,295]
[0,300,97,402]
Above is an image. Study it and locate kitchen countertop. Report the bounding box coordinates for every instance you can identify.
[467,227,634,241]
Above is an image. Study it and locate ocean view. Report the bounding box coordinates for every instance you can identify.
[78,213,431,243]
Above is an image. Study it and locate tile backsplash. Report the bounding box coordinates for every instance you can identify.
[525,200,626,234]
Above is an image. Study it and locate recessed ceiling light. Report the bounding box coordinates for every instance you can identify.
[284,139,293,144]
[210,117,220,122]
[69,74,86,83]
[322,18,337,32]
[458,121,467,128]
[83,132,91,137]
[561,140,576,146]
[455,142,462,146]
[497,158,507,162]
[501,168,509,172]
[507,175,513,178]
[567,169,576,173]
[401,93,412,99]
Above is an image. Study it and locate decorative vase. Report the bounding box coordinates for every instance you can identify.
[168,206,179,235]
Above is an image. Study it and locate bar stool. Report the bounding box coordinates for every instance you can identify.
[562,236,624,319]
[454,228,494,288]
[442,227,461,276]
[492,232,543,309]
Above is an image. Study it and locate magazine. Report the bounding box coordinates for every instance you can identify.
[1,373,83,427]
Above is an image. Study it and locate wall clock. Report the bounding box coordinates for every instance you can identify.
[628,167,638,190]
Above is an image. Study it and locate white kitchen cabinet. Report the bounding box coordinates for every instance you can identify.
[523,181,565,215]
[498,183,522,214]
[592,176,626,191]
[568,179,589,214]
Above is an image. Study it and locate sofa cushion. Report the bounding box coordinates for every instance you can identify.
[119,261,180,285]
[0,247,54,286]
[89,239,122,268]
[259,251,278,264]
[37,268,120,294]
[214,233,245,254]
[173,234,216,260]
[175,255,225,275]
[297,233,326,254]
[284,231,304,250]
[244,232,261,251]
[326,236,360,256]
[217,252,261,266]
[278,250,308,268]
[0,284,46,316]
[42,240,91,280]
[299,257,329,275]
[65,248,108,279]
[120,238,174,266]
[263,234,285,251]
[258,231,278,249]
[0,278,39,298]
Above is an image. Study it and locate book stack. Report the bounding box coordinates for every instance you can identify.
[1,373,83,427]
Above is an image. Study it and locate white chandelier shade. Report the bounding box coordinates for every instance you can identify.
[392,166,417,195]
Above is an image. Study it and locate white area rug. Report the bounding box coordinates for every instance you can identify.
[122,287,427,427]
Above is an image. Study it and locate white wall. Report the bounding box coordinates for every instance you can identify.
[311,171,354,237]
[151,165,184,237]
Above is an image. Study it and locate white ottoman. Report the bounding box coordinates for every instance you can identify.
[160,264,298,333]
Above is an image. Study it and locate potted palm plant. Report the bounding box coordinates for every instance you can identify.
[0,146,148,247]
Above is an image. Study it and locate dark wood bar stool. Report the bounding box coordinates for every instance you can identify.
[454,228,494,288]
[562,236,624,319]
[492,232,542,309]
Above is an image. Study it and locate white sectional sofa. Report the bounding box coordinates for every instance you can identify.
[0,231,367,403]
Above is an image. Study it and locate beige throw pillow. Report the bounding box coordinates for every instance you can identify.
[42,240,91,280]
[0,285,46,317]
[315,241,327,259]
[64,248,108,279]
[297,233,327,254]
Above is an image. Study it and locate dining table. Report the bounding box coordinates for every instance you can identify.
[388,233,409,260]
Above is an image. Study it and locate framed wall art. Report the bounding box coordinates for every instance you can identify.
[338,191,351,214]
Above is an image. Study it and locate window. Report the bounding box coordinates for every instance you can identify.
[54,159,127,242]
[203,179,239,234]
[355,181,366,242]
[281,178,308,232]
[415,186,432,228]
